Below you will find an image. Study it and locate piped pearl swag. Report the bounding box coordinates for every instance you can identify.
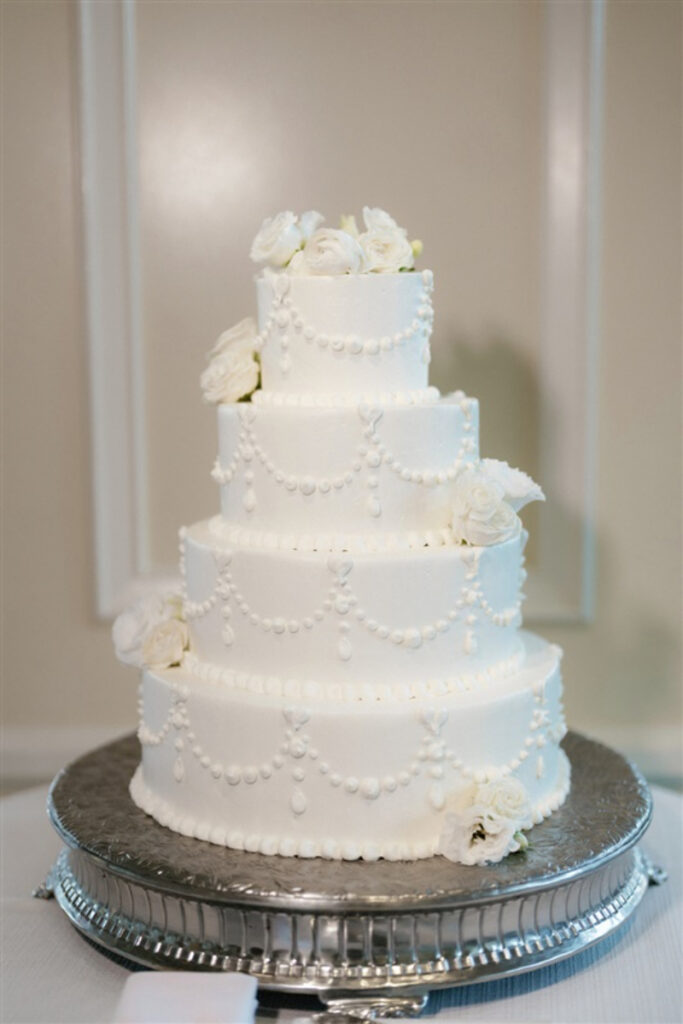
[137,675,565,820]
[251,270,435,378]
[211,392,477,520]
[179,532,524,665]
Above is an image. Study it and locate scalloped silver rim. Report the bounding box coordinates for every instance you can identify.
[47,732,655,1000]
[51,842,649,993]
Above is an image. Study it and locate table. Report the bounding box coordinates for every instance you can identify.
[1,782,681,1023]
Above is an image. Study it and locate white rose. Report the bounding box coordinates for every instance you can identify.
[474,777,532,827]
[200,349,259,404]
[302,228,365,275]
[161,590,184,621]
[142,618,188,670]
[480,459,545,512]
[439,802,517,866]
[359,228,415,273]
[438,778,531,865]
[250,211,302,267]
[112,591,182,668]
[453,471,504,522]
[286,250,307,275]
[460,501,520,547]
[299,209,324,240]
[362,206,404,233]
[209,317,257,360]
[451,470,521,546]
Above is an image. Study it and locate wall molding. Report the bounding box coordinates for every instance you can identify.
[79,0,167,618]
[526,0,605,625]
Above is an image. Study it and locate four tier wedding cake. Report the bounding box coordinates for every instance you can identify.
[113,207,570,865]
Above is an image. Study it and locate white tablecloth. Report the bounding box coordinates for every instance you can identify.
[1,783,681,1024]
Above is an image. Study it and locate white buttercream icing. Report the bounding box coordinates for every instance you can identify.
[116,235,570,864]
[132,636,568,861]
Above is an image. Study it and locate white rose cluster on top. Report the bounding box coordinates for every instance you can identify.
[201,317,260,405]
[357,206,415,274]
[290,228,365,276]
[249,211,306,267]
[438,777,532,866]
[112,590,188,671]
[450,460,545,547]
[249,206,421,275]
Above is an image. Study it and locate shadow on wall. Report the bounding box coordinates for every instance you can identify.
[432,327,541,559]
[588,530,682,782]
[432,326,540,482]
[432,329,682,784]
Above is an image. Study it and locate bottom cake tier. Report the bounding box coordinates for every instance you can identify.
[131,632,569,862]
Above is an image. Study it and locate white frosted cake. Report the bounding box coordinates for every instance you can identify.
[113,208,570,865]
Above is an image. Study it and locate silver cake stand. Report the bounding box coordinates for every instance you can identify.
[45,732,662,1020]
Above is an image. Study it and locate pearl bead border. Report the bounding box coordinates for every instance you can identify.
[129,750,571,863]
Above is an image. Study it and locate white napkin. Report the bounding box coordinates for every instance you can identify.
[112,971,258,1024]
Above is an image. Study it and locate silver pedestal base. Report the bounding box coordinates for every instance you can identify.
[47,732,657,1018]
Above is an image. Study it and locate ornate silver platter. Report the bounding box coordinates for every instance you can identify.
[46,732,659,1019]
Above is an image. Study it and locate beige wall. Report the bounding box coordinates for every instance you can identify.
[2,1,681,785]
[550,0,682,772]
[2,0,136,769]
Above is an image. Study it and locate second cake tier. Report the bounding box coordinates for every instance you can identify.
[181,520,527,695]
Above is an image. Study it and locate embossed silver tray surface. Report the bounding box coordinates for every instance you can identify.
[47,732,656,1018]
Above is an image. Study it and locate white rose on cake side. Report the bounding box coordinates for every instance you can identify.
[300,228,366,275]
[250,211,303,267]
[439,777,532,866]
[142,618,189,671]
[451,460,545,546]
[450,469,520,546]
[201,348,259,404]
[480,458,546,511]
[209,317,257,360]
[112,591,185,669]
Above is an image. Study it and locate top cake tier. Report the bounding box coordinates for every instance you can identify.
[254,270,434,402]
